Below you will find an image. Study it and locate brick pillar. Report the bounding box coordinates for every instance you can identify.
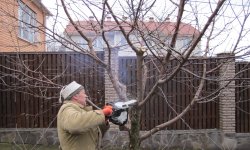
[217,53,235,134]
[104,48,119,103]
[104,48,119,129]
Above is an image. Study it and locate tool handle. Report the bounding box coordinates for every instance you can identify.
[86,98,101,110]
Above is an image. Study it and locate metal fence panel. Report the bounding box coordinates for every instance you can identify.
[0,52,105,128]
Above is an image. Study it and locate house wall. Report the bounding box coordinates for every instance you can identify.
[0,0,46,52]
[64,31,202,56]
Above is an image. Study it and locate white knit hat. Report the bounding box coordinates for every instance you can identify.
[59,81,84,103]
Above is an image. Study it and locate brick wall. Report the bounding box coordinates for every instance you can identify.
[218,53,236,134]
[0,0,46,52]
[104,48,119,102]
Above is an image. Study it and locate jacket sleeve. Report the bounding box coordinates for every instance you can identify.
[99,121,110,137]
[60,106,105,134]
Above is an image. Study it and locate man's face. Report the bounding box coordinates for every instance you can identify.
[74,90,88,106]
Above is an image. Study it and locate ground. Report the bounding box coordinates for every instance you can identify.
[0,143,58,150]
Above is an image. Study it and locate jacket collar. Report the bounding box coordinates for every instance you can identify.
[63,100,93,110]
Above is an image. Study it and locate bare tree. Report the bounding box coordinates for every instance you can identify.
[1,0,250,149]
[52,0,250,149]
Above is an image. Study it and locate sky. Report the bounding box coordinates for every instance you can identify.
[42,0,67,34]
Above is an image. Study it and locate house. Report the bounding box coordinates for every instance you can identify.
[0,0,52,52]
[63,16,201,56]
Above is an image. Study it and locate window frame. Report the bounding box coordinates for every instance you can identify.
[93,36,103,50]
[18,0,37,43]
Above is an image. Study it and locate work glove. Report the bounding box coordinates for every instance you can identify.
[102,105,113,116]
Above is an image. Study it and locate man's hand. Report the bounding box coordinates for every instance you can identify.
[102,105,113,116]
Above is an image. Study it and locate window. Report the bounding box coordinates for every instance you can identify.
[93,37,103,50]
[120,35,127,46]
[76,38,88,49]
[183,37,192,48]
[105,32,114,46]
[18,0,37,43]
[165,36,171,45]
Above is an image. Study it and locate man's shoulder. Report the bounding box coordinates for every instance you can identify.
[58,101,82,114]
[61,101,81,109]
[63,101,75,106]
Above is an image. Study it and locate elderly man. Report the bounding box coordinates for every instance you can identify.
[57,81,112,150]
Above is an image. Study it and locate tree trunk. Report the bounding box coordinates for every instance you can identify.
[129,107,141,150]
[129,53,144,149]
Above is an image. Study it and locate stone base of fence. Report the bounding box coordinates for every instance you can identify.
[0,128,250,150]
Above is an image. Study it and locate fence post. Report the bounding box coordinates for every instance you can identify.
[104,48,119,102]
[217,53,236,134]
[104,48,120,129]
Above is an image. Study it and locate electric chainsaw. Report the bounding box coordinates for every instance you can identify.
[87,99,137,126]
[107,100,137,125]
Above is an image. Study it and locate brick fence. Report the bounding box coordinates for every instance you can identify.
[0,52,249,133]
[1,52,250,149]
[218,53,236,134]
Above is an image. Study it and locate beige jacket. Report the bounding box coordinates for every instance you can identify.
[57,101,106,150]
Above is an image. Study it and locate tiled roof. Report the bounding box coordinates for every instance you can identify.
[64,20,200,36]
